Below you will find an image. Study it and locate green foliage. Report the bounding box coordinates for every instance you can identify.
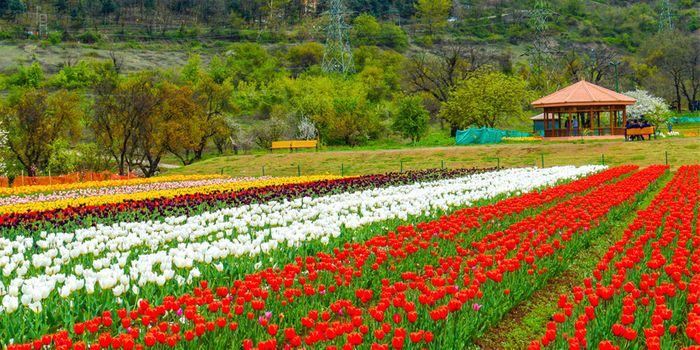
[392,95,430,143]
[415,0,451,35]
[1,88,83,176]
[351,14,381,47]
[440,69,531,129]
[207,56,228,84]
[8,62,44,89]
[47,139,78,174]
[286,42,324,76]
[251,117,290,149]
[47,61,99,89]
[359,66,391,102]
[47,32,62,45]
[181,54,202,84]
[282,75,382,146]
[77,31,102,44]
[219,43,283,84]
[378,23,409,52]
[8,0,27,17]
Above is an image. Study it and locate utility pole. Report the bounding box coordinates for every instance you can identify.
[609,61,620,92]
[658,0,673,32]
[322,0,353,75]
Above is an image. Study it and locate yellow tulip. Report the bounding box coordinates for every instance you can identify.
[0,175,344,214]
[0,175,226,197]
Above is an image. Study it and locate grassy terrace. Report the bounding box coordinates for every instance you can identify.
[164,136,699,177]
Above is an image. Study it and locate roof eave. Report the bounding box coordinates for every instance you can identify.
[533,101,636,108]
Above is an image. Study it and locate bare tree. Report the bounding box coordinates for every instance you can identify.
[403,45,487,104]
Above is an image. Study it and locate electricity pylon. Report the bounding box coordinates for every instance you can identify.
[658,0,673,32]
[322,0,354,75]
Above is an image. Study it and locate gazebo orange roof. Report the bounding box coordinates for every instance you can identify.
[532,80,636,108]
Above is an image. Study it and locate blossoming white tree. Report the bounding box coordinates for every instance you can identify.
[0,122,6,175]
[624,89,670,126]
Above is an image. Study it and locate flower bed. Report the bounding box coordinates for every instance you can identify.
[0,175,340,215]
[0,169,487,235]
[0,166,604,320]
[0,177,271,211]
[0,175,226,197]
[2,165,657,349]
[529,165,699,350]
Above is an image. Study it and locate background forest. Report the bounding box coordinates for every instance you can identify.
[0,0,698,178]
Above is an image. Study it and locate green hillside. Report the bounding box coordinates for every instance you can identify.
[0,0,697,178]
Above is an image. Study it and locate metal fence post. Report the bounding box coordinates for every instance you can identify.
[665,151,669,166]
[497,157,500,168]
[341,163,344,177]
[541,154,545,168]
[297,164,301,176]
[602,154,605,166]
[262,166,265,177]
[400,160,403,173]
[441,160,444,169]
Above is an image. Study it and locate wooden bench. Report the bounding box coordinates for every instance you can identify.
[270,140,319,152]
[625,126,656,140]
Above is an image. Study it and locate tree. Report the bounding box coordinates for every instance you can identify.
[2,89,82,176]
[624,90,669,119]
[378,23,408,52]
[642,31,700,111]
[8,62,44,89]
[439,70,531,129]
[415,0,451,35]
[624,89,671,127]
[403,45,487,104]
[286,42,324,76]
[181,54,202,84]
[163,74,234,165]
[92,72,163,175]
[582,44,620,85]
[8,0,26,18]
[392,96,430,143]
[0,120,7,175]
[225,43,282,84]
[403,45,487,133]
[188,73,235,162]
[284,75,382,146]
[47,61,99,89]
[350,14,381,46]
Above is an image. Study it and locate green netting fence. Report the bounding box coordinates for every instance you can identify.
[456,128,532,145]
[670,117,700,123]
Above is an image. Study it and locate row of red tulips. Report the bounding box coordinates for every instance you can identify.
[6,166,663,350]
[529,165,699,350]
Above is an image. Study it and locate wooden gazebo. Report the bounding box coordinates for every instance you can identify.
[532,80,636,138]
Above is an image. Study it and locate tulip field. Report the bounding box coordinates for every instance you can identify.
[0,164,698,350]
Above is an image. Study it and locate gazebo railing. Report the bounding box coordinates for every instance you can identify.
[545,127,625,137]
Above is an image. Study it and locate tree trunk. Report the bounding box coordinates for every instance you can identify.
[674,79,683,112]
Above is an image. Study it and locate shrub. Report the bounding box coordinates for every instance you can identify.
[47,32,62,45]
[392,96,430,143]
[77,31,101,44]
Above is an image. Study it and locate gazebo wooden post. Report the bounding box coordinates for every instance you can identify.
[622,108,627,136]
[610,110,614,136]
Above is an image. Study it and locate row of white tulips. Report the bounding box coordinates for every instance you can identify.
[0,166,605,314]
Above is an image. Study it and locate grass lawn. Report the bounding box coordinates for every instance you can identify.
[163,136,699,177]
